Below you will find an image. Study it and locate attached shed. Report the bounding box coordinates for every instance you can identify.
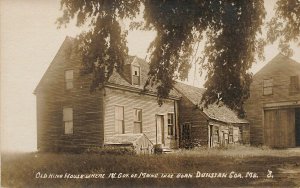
[174,82,250,148]
[104,133,154,154]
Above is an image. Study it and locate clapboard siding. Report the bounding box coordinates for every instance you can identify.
[245,54,300,146]
[35,38,104,152]
[179,93,250,147]
[178,95,209,146]
[103,87,178,149]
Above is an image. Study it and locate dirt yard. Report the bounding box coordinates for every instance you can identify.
[2,146,300,187]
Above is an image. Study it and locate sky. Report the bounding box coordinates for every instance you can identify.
[1,0,300,152]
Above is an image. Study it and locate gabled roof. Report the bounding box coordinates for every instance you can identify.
[108,56,180,98]
[34,36,74,94]
[34,36,181,98]
[174,82,248,124]
[254,53,300,78]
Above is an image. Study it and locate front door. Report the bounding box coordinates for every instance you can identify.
[296,108,300,146]
[156,115,164,145]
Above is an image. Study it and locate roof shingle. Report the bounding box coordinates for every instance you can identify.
[174,82,248,124]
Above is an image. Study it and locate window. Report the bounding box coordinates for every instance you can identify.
[229,127,233,143]
[290,76,299,93]
[115,106,124,134]
[133,109,142,133]
[63,107,73,134]
[239,128,243,143]
[214,128,219,143]
[168,113,174,135]
[263,78,273,95]
[65,70,74,89]
[132,65,140,85]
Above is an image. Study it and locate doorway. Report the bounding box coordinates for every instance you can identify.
[296,108,300,147]
[156,115,164,145]
[182,123,191,141]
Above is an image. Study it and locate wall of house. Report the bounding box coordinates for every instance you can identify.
[36,39,104,152]
[103,87,178,149]
[233,123,250,145]
[245,55,300,146]
[178,95,209,147]
[207,121,249,148]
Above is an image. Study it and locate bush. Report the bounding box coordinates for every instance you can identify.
[180,139,202,149]
[153,144,163,154]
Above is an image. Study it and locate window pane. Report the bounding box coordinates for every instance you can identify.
[168,125,173,135]
[65,70,74,89]
[168,113,174,124]
[263,79,272,87]
[134,122,142,133]
[65,121,73,134]
[290,76,299,92]
[63,108,73,121]
[115,120,123,134]
[115,106,124,120]
[132,75,140,85]
[66,81,73,90]
[115,106,124,134]
[263,87,272,95]
[134,109,142,121]
[65,70,73,79]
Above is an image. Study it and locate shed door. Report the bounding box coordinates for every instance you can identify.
[156,115,164,145]
[264,108,295,148]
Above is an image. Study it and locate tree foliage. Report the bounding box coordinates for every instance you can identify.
[267,0,300,56]
[57,0,271,116]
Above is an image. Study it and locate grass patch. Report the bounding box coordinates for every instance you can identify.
[2,146,300,187]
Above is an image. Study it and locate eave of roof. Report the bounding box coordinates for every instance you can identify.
[254,53,300,78]
[33,36,73,95]
[174,82,248,124]
[105,82,181,100]
[33,37,181,100]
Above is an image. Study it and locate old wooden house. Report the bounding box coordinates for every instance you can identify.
[244,54,300,148]
[174,82,250,148]
[34,37,181,152]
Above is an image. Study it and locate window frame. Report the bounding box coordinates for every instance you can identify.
[114,105,125,134]
[167,113,175,136]
[63,107,73,135]
[263,78,273,96]
[214,128,219,143]
[65,69,74,90]
[133,108,142,133]
[131,65,140,85]
[289,75,299,94]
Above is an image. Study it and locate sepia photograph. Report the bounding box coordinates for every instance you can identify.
[1,0,300,187]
